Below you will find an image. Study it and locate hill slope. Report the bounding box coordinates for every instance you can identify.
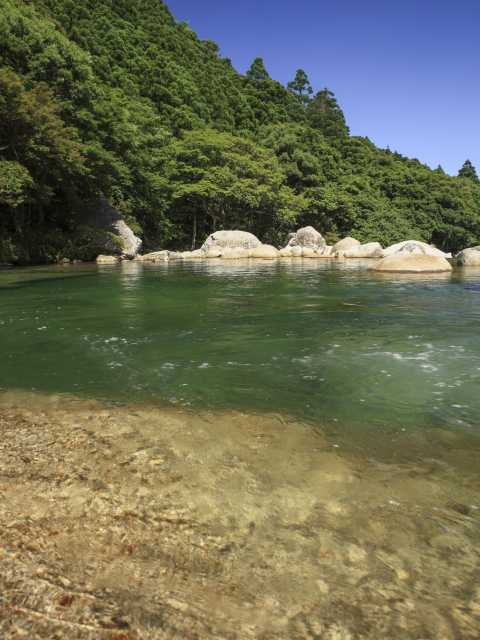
[1,0,479,263]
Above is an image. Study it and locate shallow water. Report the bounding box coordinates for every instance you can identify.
[1,390,479,638]
[1,259,480,439]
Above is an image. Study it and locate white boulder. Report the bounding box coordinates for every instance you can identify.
[96,255,119,265]
[370,254,452,273]
[201,230,261,253]
[250,244,280,259]
[382,240,450,259]
[456,247,480,266]
[287,226,326,251]
[139,251,169,262]
[220,248,251,259]
[343,242,383,258]
[332,237,361,256]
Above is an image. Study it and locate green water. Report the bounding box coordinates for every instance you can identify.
[1,259,480,435]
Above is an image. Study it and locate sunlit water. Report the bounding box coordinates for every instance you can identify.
[2,259,480,637]
[1,259,480,440]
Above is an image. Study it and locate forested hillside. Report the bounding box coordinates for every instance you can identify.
[1,0,479,263]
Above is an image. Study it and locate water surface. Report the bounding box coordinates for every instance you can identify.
[1,259,480,445]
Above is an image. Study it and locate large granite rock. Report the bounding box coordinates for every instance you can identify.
[456,247,480,266]
[287,226,326,251]
[382,240,450,259]
[332,237,361,255]
[201,230,261,253]
[343,242,383,258]
[85,199,142,259]
[370,254,452,273]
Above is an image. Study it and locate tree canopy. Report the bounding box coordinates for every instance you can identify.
[458,160,479,182]
[0,0,479,264]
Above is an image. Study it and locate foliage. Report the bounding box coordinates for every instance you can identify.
[0,0,479,263]
[458,159,479,182]
[287,69,313,107]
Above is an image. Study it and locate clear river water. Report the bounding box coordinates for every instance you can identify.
[1,259,480,438]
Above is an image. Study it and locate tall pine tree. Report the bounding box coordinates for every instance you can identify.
[246,58,270,82]
[458,159,479,182]
[306,88,349,137]
[287,69,313,106]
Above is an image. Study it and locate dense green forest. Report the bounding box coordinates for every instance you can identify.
[1,0,479,263]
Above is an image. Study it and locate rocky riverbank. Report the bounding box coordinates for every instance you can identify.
[1,391,480,639]
[94,228,479,273]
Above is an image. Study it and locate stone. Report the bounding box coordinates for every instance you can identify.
[369,254,452,273]
[84,198,142,258]
[332,237,361,255]
[456,246,480,266]
[138,251,169,263]
[180,249,204,259]
[320,245,333,257]
[204,248,222,258]
[343,242,383,258]
[382,240,450,259]
[287,226,326,251]
[302,247,316,258]
[221,248,251,259]
[279,247,293,257]
[291,246,303,258]
[249,244,280,259]
[201,230,261,253]
[167,251,184,260]
[96,255,119,265]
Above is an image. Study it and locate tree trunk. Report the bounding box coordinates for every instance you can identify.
[191,212,197,250]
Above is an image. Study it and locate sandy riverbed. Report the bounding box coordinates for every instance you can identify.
[1,391,479,639]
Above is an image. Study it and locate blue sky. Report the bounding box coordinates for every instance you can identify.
[167,0,479,176]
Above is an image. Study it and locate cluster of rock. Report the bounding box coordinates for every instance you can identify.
[95,225,480,273]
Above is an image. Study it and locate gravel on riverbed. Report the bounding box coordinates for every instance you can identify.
[1,393,480,639]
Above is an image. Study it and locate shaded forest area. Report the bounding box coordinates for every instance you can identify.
[1,0,479,264]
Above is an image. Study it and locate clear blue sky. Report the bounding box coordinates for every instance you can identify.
[167,0,479,176]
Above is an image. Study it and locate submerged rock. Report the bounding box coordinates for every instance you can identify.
[201,230,261,253]
[370,254,452,273]
[287,226,326,251]
[382,240,450,259]
[343,242,383,258]
[456,246,480,266]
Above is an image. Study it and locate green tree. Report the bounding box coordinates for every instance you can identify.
[458,159,479,182]
[287,69,313,106]
[246,58,270,82]
[307,88,349,137]
[164,129,304,248]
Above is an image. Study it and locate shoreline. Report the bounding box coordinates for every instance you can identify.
[1,390,480,639]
